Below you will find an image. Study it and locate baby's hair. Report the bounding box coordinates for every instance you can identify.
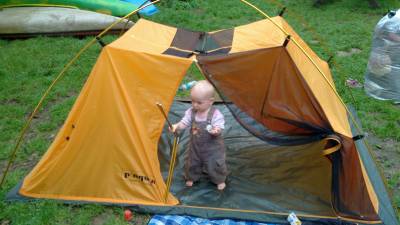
[191,80,215,99]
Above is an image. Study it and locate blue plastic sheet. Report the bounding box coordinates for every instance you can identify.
[148,215,276,225]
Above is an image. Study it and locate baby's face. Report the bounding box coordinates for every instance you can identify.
[191,91,213,113]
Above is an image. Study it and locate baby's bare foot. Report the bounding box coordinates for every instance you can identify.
[217,182,226,190]
[186,180,193,187]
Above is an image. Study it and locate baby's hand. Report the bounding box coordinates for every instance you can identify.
[209,127,221,136]
[169,123,179,133]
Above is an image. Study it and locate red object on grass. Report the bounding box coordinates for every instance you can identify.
[124,209,133,221]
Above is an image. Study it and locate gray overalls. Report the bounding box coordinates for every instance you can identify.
[184,107,228,184]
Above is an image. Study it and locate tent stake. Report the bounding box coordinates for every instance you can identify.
[95,37,106,47]
[327,55,333,67]
[278,7,286,17]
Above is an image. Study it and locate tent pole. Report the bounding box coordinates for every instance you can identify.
[156,103,174,131]
[155,103,180,203]
[164,135,180,203]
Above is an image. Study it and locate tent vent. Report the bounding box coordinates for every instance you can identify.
[194,32,207,54]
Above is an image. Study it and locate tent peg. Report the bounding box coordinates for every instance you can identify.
[95,37,106,47]
[279,7,287,17]
[327,56,334,66]
[352,134,365,141]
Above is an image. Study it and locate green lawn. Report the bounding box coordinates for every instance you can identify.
[1,0,399,224]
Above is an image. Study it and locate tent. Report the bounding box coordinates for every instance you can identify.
[7,17,399,225]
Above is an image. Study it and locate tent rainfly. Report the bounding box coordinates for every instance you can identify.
[7,17,399,225]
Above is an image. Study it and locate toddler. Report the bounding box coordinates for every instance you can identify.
[172,80,227,190]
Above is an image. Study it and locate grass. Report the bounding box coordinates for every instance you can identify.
[1,0,400,224]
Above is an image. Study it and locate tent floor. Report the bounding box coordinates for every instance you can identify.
[158,101,336,217]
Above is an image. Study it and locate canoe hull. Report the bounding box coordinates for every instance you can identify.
[0,0,158,17]
[0,7,134,38]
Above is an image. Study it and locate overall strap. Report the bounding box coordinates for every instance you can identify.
[190,108,196,126]
[206,107,215,124]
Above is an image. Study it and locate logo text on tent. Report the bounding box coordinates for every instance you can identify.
[123,172,156,185]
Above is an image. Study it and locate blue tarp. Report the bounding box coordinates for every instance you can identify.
[148,215,276,225]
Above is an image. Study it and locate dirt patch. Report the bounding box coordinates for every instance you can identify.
[11,152,39,171]
[193,8,205,15]
[337,48,362,57]
[91,211,110,225]
[0,220,11,225]
[90,209,150,225]
[367,135,400,200]
[0,152,39,179]
[2,98,20,105]
[368,136,400,169]
[129,212,150,225]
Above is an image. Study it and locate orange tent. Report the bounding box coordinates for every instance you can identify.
[9,18,399,225]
